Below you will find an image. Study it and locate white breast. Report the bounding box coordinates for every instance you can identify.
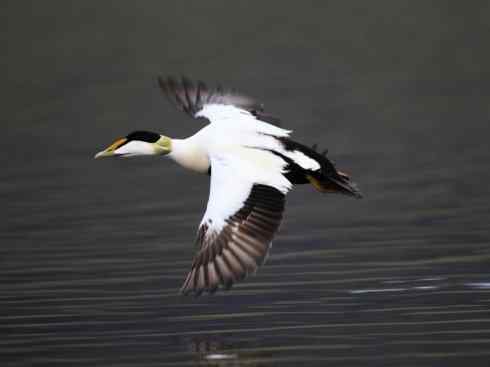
[168,137,210,173]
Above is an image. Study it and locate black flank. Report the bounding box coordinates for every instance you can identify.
[277,137,338,178]
[265,149,310,184]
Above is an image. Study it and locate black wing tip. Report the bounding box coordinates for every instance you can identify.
[179,282,232,297]
[157,75,207,117]
[351,185,363,199]
[349,188,364,199]
[157,75,178,89]
[156,75,279,122]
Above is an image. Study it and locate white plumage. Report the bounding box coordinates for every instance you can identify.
[95,76,362,295]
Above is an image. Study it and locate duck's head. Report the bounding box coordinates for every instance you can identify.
[94,131,172,159]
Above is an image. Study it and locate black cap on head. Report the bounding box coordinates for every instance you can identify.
[126,131,160,143]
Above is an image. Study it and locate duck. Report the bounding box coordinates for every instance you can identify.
[95,76,362,295]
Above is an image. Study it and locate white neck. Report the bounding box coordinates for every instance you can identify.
[168,137,210,174]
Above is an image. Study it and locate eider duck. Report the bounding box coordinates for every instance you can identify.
[95,76,362,295]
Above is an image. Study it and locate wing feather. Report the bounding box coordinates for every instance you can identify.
[157,76,287,130]
[180,154,288,295]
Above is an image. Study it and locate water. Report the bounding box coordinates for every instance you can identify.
[2,1,490,366]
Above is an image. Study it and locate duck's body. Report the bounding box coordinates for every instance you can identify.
[95,77,361,295]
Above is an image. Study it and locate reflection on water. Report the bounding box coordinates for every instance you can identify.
[188,338,239,366]
[350,276,446,293]
[467,283,490,290]
[3,1,490,366]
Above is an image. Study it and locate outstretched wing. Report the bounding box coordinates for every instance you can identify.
[180,152,291,296]
[157,76,283,128]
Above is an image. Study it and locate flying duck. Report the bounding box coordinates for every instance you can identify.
[95,76,362,295]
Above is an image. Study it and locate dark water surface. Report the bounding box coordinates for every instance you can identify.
[2,1,490,366]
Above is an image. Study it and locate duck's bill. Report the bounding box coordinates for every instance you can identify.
[94,138,127,159]
[94,150,115,159]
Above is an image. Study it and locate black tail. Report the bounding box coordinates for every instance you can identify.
[277,138,362,199]
[306,170,363,198]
